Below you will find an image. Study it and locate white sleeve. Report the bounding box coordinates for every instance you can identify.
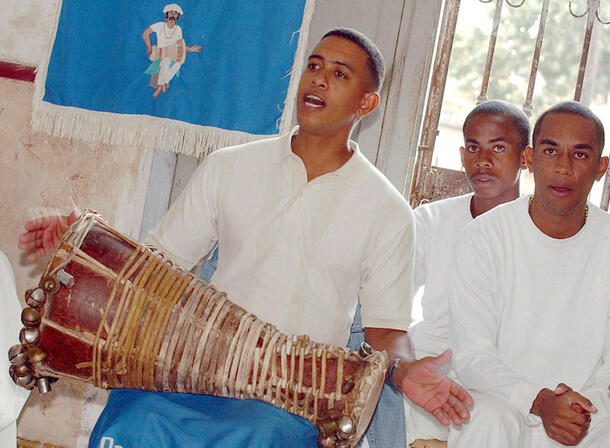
[149,22,163,34]
[176,26,183,40]
[580,310,610,420]
[449,227,543,423]
[0,252,29,431]
[359,202,415,332]
[146,153,221,270]
[413,206,431,291]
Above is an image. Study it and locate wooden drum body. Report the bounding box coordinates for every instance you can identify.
[10,211,389,447]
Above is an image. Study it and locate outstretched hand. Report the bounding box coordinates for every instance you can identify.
[18,210,80,262]
[396,349,473,426]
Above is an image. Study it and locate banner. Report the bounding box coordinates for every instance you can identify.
[33,0,315,156]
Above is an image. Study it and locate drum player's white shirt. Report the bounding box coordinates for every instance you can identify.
[450,196,610,431]
[0,251,29,448]
[150,21,183,48]
[147,127,414,347]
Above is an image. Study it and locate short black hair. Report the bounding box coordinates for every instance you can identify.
[462,100,531,149]
[322,28,385,91]
[532,101,605,155]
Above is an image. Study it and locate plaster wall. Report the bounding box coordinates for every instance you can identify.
[0,78,153,446]
[2,0,60,66]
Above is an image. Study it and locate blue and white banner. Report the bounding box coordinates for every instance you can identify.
[33,0,315,156]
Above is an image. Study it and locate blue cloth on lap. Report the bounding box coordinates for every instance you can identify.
[89,389,319,448]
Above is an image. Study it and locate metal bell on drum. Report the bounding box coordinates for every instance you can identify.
[15,373,34,389]
[358,341,373,358]
[8,344,28,366]
[37,377,52,394]
[25,287,47,308]
[341,377,355,395]
[41,275,60,294]
[21,307,41,327]
[337,415,356,439]
[57,270,74,287]
[28,346,47,364]
[19,327,40,346]
[13,364,30,376]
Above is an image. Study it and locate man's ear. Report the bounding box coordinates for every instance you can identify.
[356,92,380,118]
[596,156,609,181]
[524,146,534,172]
[459,146,466,169]
[520,148,529,169]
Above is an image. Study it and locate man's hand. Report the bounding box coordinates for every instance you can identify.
[394,349,473,426]
[530,384,597,446]
[18,210,79,262]
[186,44,202,53]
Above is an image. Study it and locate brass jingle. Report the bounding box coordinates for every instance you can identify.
[318,420,339,437]
[15,374,34,388]
[25,288,47,308]
[336,440,352,448]
[13,364,30,377]
[358,341,373,358]
[19,327,40,346]
[37,377,52,394]
[319,435,337,447]
[9,365,17,382]
[8,344,27,366]
[41,275,60,294]
[337,415,356,437]
[28,346,48,364]
[341,378,355,395]
[21,307,41,328]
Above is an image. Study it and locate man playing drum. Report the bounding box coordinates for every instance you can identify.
[20,29,473,447]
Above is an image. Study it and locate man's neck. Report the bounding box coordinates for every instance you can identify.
[470,185,520,219]
[291,128,354,182]
[529,199,588,239]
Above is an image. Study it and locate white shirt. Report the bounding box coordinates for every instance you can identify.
[150,21,183,48]
[0,250,29,447]
[450,196,610,424]
[409,193,473,358]
[148,129,414,347]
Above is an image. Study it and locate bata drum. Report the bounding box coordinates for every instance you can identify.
[9,211,388,447]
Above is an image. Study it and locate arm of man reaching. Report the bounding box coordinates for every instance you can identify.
[365,327,473,426]
[358,196,472,426]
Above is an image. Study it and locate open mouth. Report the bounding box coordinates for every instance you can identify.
[303,94,326,108]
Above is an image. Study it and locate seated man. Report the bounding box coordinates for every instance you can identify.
[449,101,610,447]
[19,29,472,447]
[1,249,30,447]
[405,99,530,444]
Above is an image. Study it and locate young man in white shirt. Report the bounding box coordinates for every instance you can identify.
[449,101,610,447]
[19,29,472,447]
[0,250,30,448]
[404,100,530,444]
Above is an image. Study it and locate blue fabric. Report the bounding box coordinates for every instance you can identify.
[44,0,306,135]
[89,390,319,448]
[199,246,218,283]
[347,304,407,448]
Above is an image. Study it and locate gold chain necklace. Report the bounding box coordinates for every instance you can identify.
[528,196,589,224]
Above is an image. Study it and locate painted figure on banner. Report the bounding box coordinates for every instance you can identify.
[142,3,202,98]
